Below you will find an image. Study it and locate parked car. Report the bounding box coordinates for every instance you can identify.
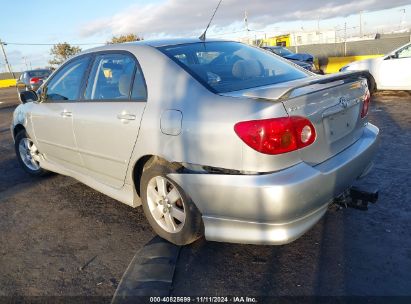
[340,42,411,90]
[262,46,317,72]
[16,69,52,93]
[12,39,379,246]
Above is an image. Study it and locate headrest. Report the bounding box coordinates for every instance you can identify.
[103,62,123,70]
[232,59,263,80]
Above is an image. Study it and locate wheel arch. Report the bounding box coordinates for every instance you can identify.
[13,124,26,140]
[131,155,183,197]
[132,155,155,197]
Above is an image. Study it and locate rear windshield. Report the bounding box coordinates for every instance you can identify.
[28,70,51,78]
[159,42,308,93]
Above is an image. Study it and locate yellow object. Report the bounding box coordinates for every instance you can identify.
[324,55,383,74]
[0,79,16,88]
[261,34,291,47]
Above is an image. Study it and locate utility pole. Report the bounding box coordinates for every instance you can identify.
[0,39,15,78]
[244,10,249,32]
[344,22,347,56]
[359,11,363,38]
[22,56,29,70]
[317,15,320,34]
[344,22,347,42]
[400,9,406,31]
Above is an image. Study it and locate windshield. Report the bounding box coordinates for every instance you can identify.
[28,70,51,78]
[159,42,308,93]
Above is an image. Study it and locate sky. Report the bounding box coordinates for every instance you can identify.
[1,0,411,72]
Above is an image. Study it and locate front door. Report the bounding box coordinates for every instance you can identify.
[378,44,411,90]
[30,55,91,170]
[72,52,148,188]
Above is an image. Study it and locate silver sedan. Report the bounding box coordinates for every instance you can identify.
[12,39,379,245]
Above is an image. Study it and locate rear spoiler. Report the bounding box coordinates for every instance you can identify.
[278,70,375,101]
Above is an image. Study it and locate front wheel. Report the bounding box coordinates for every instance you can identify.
[140,161,204,245]
[14,130,47,176]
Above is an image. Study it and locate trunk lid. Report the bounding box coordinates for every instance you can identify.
[222,72,370,166]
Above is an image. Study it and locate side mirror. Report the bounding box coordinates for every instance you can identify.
[19,90,39,104]
[386,52,398,60]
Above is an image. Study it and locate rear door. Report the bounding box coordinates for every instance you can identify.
[30,55,91,170]
[72,52,147,188]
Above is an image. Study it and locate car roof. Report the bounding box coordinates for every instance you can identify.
[84,38,234,54]
[133,37,232,47]
[25,69,51,73]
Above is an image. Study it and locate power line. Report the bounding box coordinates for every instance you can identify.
[3,42,106,46]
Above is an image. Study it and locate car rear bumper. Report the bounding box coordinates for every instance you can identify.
[168,123,379,245]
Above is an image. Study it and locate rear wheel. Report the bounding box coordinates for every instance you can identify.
[14,130,47,176]
[140,160,203,245]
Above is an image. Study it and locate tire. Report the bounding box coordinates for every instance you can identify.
[14,130,48,176]
[140,160,204,245]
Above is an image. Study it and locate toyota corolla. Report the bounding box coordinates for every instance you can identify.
[12,39,379,245]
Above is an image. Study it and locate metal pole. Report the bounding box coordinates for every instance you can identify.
[344,22,347,56]
[22,56,28,70]
[0,40,15,78]
[360,11,363,38]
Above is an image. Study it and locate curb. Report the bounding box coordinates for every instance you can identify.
[111,236,181,303]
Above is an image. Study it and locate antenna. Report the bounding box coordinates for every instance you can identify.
[199,0,223,41]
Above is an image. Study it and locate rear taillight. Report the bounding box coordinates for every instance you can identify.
[361,89,371,118]
[234,116,316,155]
[29,77,40,84]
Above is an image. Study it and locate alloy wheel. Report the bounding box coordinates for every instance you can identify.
[146,176,186,233]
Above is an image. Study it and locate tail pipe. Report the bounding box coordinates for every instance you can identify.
[334,186,379,211]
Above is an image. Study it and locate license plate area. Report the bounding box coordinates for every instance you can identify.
[323,104,360,143]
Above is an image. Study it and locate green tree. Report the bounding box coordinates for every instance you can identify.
[107,34,143,44]
[48,43,82,67]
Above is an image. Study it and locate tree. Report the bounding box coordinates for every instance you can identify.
[48,43,82,67]
[107,34,143,44]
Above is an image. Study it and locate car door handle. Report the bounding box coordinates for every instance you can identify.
[60,111,72,117]
[117,113,136,121]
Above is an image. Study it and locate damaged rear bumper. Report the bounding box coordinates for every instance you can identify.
[168,123,379,245]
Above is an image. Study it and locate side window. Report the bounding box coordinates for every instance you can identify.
[85,53,136,100]
[46,56,90,101]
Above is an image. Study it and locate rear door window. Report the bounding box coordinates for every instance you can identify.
[85,53,138,100]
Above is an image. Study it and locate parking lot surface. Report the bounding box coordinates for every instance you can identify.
[0,87,410,299]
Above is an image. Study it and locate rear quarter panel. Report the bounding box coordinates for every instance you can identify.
[123,44,298,186]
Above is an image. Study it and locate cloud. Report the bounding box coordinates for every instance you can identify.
[78,0,410,38]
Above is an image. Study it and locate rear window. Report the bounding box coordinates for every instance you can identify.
[28,70,51,78]
[159,42,308,93]
[269,47,293,56]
